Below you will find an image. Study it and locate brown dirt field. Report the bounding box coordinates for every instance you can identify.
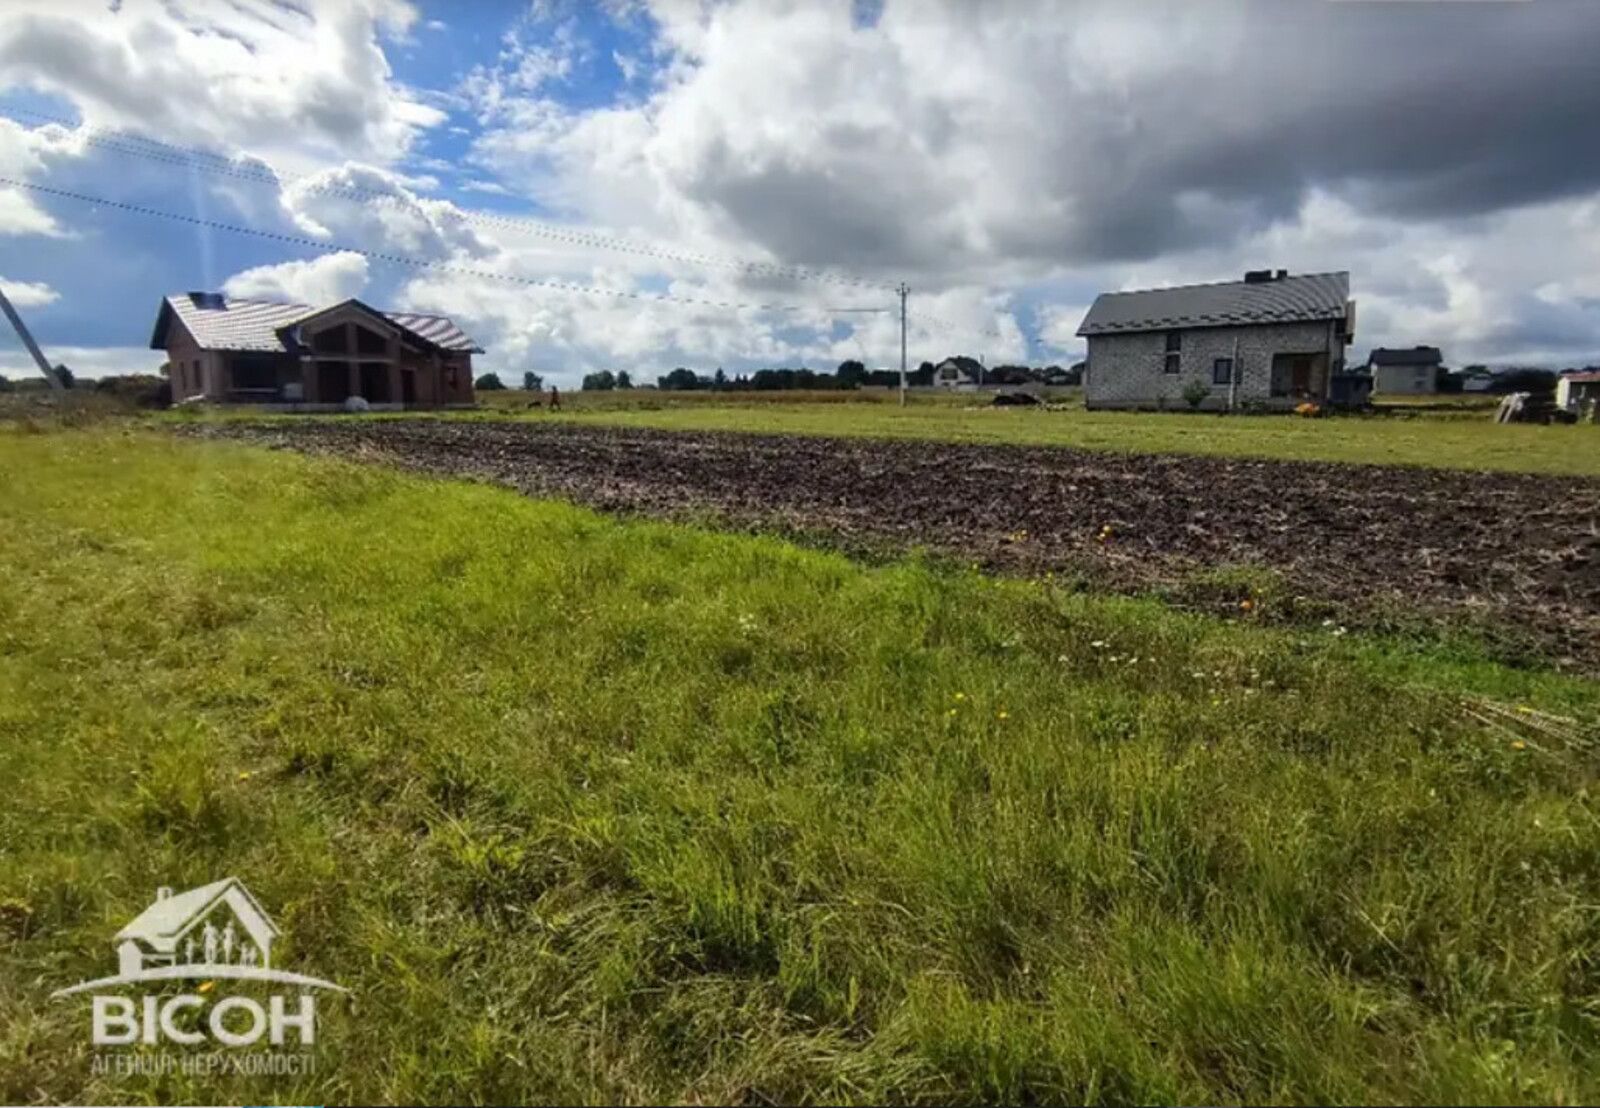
[182,419,1600,671]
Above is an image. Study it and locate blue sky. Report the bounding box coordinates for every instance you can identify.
[2,0,1599,384]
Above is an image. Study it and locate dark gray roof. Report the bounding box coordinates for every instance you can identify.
[1369,346,1442,366]
[1077,272,1349,336]
[151,293,483,354]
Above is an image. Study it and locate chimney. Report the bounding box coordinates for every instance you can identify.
[156,886,173,901]
[1275,269,1288,280]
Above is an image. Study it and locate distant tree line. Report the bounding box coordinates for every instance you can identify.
[648,359,1082,392]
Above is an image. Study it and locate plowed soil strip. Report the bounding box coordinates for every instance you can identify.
[183,420,1600,669]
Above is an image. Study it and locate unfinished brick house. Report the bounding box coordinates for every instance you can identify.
[150,292,483,409]
[1076,271,1356,411]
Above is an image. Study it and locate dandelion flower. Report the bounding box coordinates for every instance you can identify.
[954,692,966,701]
[997,710,1010,720]
[1511,740,1527,751]
[236,771,252,782]
[198,981,215,994]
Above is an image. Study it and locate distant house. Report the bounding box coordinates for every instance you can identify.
[1556,371,1600,413]
[150,292,483,409]
[1369,346,1442,395]
[931,356,983,389]
[1076,270,1354,410]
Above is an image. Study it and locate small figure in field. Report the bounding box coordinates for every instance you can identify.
[548,385,561,411]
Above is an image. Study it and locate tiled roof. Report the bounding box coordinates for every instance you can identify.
[1369,346,1443,366]
[152,293,483,354]
[1077,272,1349,336]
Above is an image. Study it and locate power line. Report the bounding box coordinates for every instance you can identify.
[0,175,888,318]
[906,306,1013,344]
[0,104,899,292]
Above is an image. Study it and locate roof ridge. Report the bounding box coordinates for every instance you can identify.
[1098,271,1348,298]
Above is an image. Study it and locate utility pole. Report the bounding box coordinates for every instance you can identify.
[1228,334,1240,412]
[897,281,909,406]
[0,286,62,390]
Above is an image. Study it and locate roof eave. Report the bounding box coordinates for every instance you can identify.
[149,298,178,351]
[1080,312,1344,337]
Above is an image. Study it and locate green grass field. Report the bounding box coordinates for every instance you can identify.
[4,426,1599,1104]
[77,376,1590,477]
[546,402,1598,476]
[455,387,1600,476]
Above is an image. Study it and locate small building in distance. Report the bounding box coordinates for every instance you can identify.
[149,292,483,409]
[931,356,982,389]
[1369,346,1443,395]
[1076,270,1353,411]
[1556,370,1600,414]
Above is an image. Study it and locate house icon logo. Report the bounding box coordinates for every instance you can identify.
[52,877,345,998]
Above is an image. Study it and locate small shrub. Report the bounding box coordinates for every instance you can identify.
[1182,379,1210,409]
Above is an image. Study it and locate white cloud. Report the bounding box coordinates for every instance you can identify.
[0,345,157,380]
[0,187,66,237]
[0,275,58,306]
[0,0,445,172]
[222,252,370,305]
[1036,304,1090,357]
[279,164,493,260]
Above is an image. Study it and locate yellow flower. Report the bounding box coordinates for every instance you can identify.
[1511,740,1527,751]
[954,692,966,701]
[236,771,252,781]
[997,710,1010,720]
[1239,599,1255,611]
[947,708,957,717]
[198,980,215,994]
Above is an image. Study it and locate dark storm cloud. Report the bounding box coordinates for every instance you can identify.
[1014,0,1600,263]
[1142,1,1600,224]
[651,0,1600,272]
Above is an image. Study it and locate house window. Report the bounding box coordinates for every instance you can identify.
[355,325,387,356]
[229,355,279,392]
[1213,358,1234,386]
[1163,331,1181,374]
[310,327,347,355]
[359,362,390,402]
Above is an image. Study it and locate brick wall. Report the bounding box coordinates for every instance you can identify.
[1084,320,1345,410]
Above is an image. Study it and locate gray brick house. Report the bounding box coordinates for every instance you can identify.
[1076,271,1354,411]
[1368,346,1442,395]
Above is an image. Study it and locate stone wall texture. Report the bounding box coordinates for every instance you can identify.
[1085,320,1345,410]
